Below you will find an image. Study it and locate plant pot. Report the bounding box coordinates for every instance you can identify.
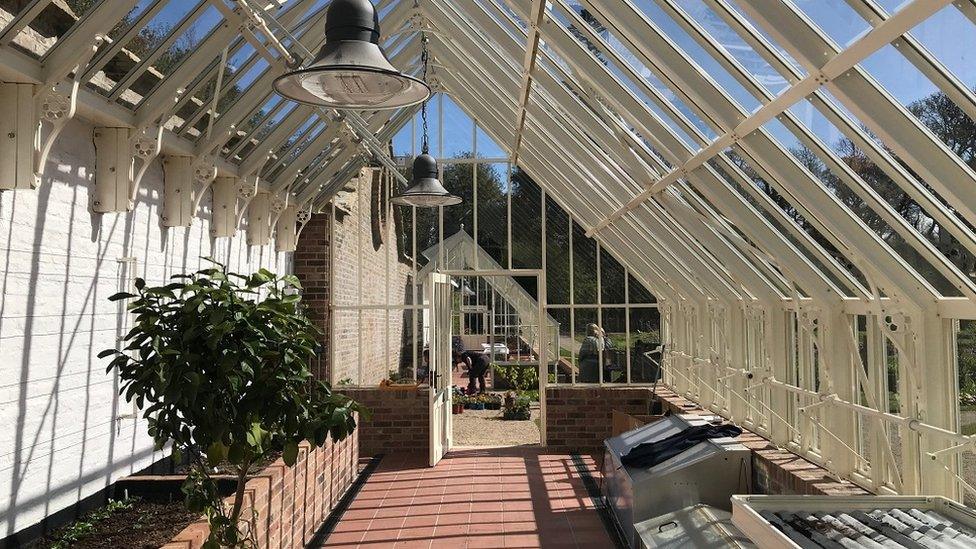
[485,402,501,410]
[452,404,464,414]
[469,403,485,411]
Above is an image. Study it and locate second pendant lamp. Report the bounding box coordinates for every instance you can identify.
[392,36,460,208]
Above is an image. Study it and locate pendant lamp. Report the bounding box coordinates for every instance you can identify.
[392,37,461,208]
[273,0,430,109]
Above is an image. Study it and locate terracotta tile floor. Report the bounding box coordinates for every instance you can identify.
[317,447,615,548]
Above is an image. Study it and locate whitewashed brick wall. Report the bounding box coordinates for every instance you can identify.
[327,169,414,386]
[0,118,289,539]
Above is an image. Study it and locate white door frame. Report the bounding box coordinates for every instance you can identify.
[427,272,453,466]
[438,268,548,446]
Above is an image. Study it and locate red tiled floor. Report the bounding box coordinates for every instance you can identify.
[316,447,615,548]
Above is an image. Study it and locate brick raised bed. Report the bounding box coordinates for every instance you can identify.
[342,387,429,457]
[161,428,358,549]
[545,386,655,451]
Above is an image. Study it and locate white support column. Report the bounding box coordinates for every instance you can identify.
[161,155,195,227]
[247,191,272,246]
[728,306,748,423]
[917,312,958,498]
[823,311,859,479]
[275,205,298,253]
[211,176,241,238]
[0,82,35,190]
[92,127,133,213]
[767,307,791,447]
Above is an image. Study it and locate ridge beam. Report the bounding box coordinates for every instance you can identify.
[511,0,547,167]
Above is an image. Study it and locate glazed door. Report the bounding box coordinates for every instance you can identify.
[428,272,453,466]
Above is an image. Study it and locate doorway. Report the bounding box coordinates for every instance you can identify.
[429,270,548,455]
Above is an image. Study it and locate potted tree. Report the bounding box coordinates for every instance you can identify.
[100,260,363,548]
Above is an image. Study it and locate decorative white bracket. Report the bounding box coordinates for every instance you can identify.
[33,79,80,186]
[128,123,163,202]
[13,37,101,191]
[161,154,218,227]
[269,190,288,227]
[295,201,312,240]
[190,154,218,217]
[235,174,260,229]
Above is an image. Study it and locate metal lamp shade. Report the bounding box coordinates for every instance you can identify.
[273,0,430,109]
[392,153,461,207]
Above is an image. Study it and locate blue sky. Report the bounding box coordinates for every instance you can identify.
[393,1,976,164]
[122,0,976,163]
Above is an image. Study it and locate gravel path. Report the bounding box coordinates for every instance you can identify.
[452,406,541,447]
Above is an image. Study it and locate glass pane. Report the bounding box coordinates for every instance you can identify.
[441,162,475,244]
[602,308,627,383]
[546,193,571,304]
[360,309,388,386]
[7,0,103,58]
[332,310,359,385]
[789,0,869,46]
[549,308,572,384]
[441,95,473,157]
[510,168,542,269]
[476,123,507,159]
[629,307,662,383]
[574,308,599,383]
[392,117,415,159]
[628,273,656,304]
[476,163,508,267]
[573,220,597,304]
[601,247,626,304]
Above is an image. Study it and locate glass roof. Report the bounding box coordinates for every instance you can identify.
[2,0,976,310]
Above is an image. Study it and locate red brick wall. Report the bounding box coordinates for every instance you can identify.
[545,387,654,451]
[342,387,429,457]
[293,212,331,381]
[162,428,359,549]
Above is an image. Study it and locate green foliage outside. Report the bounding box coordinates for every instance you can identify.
[397,159,652,304]
[958,321,976,407]
[764,86,976,295]
[503,395,533,421]
[101,260,364,548]
[493,363,538,396]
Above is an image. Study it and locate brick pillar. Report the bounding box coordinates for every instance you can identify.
[295,213,331,381]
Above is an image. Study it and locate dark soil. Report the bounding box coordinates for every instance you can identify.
[174,450,282,476]
[31,499,199,549]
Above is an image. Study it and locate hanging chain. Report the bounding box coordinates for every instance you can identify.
[420,32,430,154]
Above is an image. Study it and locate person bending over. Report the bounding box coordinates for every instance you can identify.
[460,350,490,395]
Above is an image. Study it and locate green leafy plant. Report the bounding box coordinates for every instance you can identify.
[493,363,538,394]
[503,395,532,421]
[51,498,135,549]
[100,260,364,548]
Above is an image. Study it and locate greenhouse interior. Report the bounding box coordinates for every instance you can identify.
[3,0,976,547]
